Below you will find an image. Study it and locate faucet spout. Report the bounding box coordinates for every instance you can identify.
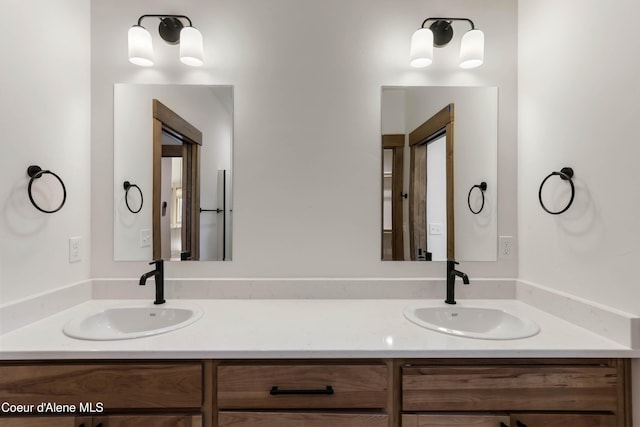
[139,259,165,305]
[445,260,470,305]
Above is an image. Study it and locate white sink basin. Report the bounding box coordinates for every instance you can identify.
[404,304,540,340]
[63,303,203,341]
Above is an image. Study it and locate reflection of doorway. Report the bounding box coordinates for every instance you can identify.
[382,134,405,260]
[152,99,202,261]
[409,103,455,260]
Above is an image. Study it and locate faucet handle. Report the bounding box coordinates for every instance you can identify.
[149,259,163,266]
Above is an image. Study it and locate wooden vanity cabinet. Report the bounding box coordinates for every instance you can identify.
[215,361,390,426]
[401,358,630,427]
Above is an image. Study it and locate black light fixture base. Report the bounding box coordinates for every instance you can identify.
[158,17,184,44]
[430,20,454,47]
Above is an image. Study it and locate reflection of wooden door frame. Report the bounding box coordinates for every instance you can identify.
[152,99,202,261]
[382,134,405,260]
[409,103,455,260]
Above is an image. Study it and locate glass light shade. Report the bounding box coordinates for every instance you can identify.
[128,25,154,66]
[459,29,484,69]
[409,28,434,68]
[180,27,204,66]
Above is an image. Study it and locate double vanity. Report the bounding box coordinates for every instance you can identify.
[0,283,636,427]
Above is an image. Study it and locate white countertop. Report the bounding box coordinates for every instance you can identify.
[0,298,636,359]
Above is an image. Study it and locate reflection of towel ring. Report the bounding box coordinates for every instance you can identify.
[27,165,67,214]
[538,167,575,215]
[467,182,487,214]
[123,181,143,214]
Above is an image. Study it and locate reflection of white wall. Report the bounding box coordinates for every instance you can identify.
[426,136,447,261]
[404,87,498,261]
[113,85,232,261]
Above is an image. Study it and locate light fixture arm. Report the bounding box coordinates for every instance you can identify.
[136,14,193,28]
[420,17,475,30]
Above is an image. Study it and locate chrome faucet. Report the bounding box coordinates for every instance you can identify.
[139,259,166,305]
[445,260,470,305]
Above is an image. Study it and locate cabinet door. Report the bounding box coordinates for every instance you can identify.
[218,411,388,427]
[510,413,617,427]
[0,417,78,427]
[402,414,510,427]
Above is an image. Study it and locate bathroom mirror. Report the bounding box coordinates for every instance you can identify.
[114,84,233,261]
[381,86,497,261]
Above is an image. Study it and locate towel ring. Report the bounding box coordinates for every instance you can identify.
[467,181,487,214]
[538,167,574,215]
[123,181,144,214]
[27,165,67,214]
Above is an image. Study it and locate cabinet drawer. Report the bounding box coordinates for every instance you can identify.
[0,418,77,427]
[217,364,388,409]
[513,413,617,427]
[94,414,203,427]
[402,414,510,427]
[402,364,618,412]
[0,362,202,409]
[218,411,388,427]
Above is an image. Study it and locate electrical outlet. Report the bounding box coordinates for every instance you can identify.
[499,236,514,258]
[140,229,151,247]
[69,237,81,263]
[429,223,443,235]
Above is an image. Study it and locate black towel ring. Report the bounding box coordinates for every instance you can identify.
[467,181,487,214]
[27,165,67,214]
[538,167,575,215]
[123,181,144,214]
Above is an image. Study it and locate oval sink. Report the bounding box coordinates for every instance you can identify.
[63,303,203,341]
[404,304,540,340]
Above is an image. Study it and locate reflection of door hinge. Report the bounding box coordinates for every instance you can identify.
[162,201,168,216]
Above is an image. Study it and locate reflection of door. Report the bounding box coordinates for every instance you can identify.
[152,99,202,261]
[382,134,405,260]
[409,104,455,260]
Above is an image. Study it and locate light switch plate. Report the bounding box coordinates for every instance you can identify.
[140,229,151,247]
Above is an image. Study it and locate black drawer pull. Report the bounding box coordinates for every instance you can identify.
[270,385,334,395]
[500,423,508,427]
[516,421,527,427]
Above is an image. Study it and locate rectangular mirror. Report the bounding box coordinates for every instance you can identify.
[114,84,233,261]
[381,86,497,261]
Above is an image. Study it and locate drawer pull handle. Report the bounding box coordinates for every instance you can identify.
[270,385,334,395]
[500,423,508,427]
[516,422,527,427]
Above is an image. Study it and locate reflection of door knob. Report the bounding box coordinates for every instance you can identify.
[162,201,168,216]
[400,192,408,199]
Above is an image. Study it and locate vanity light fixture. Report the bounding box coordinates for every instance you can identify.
[410,17,484,69]
[128,14,204,67]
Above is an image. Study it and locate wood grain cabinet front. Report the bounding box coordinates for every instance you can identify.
[0,362,203,411]
[217,363,388,410]
[401,359,630,427]
[401,413,617,427]
[218,412,388,427]
[216,362,390,427]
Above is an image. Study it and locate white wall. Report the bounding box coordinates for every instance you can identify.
[518,0,640,416]
[0,0,91,304]
[92,0,518,280]
[518,0,640,315]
